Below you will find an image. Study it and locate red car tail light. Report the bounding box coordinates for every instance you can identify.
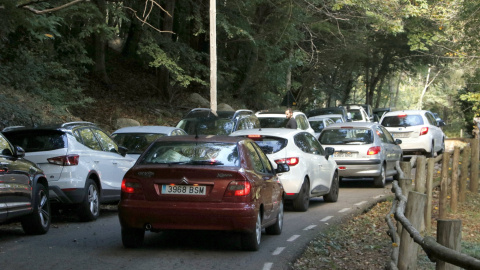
[47,155,79,166]
[420,127,429,135]
[121,178,143,194]
[367,146,381,155]
[224,180,251,197]
[274,157,299,166]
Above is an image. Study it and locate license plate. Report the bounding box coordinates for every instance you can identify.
[392,133,409,138]
[334,152,356,158]
[161,185,206,195]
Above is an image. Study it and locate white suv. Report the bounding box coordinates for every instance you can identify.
[256,110,315,136]
[380,110,446,157]
[3,122,136,221]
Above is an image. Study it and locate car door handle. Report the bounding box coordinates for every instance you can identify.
[112,162,118,165]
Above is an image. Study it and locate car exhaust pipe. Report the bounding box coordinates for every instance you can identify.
[145,223,152,231]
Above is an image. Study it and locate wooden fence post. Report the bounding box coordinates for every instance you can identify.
[459,146,470,203]
[415,155,427,193]
[439,152,450,219]
[436,220,462,270]
[399,161,413,197]
[398,191,427,270]
[425,157,435,235]
[450,147,460,213]
[470,138,479,193]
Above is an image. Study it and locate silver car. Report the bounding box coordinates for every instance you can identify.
[318,122,402,188]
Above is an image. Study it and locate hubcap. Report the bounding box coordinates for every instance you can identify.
[88,185,99,216]
[255,213,261,244]
[38,190,50,227]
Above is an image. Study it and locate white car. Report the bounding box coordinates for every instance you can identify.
[2,122,136,221]
[380,110,446,157]
[318,122,403,188]
[111,126,187,160]
[308,116,336,139]
[255,110,315,136]
[344,105,370,122]
[231,128,338,212]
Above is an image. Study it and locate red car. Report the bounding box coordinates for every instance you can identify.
[118,135,288,251]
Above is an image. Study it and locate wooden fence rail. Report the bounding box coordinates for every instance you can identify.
[385,137,480,270]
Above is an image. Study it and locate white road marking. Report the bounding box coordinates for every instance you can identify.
[320,216,333,222]
[287,235,300,242]
[354,201,367,206]
[263,262,273,270]
[272,247,285,255]
[339,208,350,213]
[303,225,317,230]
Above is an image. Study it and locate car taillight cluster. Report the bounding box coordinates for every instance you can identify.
[121,178,143,194]
[420,127,429,136]
[47,155,79,166]
[224,180,251,197]
[367,146,381,155]
[274,157,299,166]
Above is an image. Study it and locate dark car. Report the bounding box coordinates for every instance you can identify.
[0,132,51,234]
[118,135,288,251]
[176,108,261,135]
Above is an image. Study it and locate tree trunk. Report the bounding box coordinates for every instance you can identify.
[122,1,145,59]
[157,0,176,101]
[93,0,110,85]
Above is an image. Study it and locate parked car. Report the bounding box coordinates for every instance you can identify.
[118,135,287,251]
[379,110,446,157]
[373,108,391,122]
[255,110,315,136]
[345,104,374,122]
[2,122,136,221]
[0,132,51,234]
[111,126,187,160]
[308,116,336,138]
[230,128,338,211]
[176,108,260,135]
[344,104,370,122]
[306,107,351,122]
[318,122,403,187]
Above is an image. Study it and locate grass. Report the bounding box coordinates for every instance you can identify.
[292,188,480,269]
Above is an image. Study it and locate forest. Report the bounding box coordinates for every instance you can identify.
[1,0,479,136]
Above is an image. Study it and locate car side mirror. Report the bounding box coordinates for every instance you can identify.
[395,139,402,145]
[14,146,25,158]
[275,163,290,174]
[325,147,334,160]
[118,146,128,157]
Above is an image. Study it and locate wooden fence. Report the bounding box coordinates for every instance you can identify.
[385,138,480,270]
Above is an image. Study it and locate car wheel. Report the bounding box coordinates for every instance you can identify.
[21,183,51,235]
[265,200,283,235]
[438,139,445,155]
[324,171,339,202]
[122,227,145,248]
[78,179,100,221]
[427,141,435,158]
[293,178,310,212]
[241,212,262,251]
[373,164,386,188]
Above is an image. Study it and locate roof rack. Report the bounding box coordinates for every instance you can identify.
[61,121,96,127]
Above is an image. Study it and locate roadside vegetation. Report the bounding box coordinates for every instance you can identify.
[292,188,480,269]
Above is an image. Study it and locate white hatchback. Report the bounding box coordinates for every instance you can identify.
[380,110,446,157]
[231,128,338,212]
[255,110,315,136]
[3,122,136,221]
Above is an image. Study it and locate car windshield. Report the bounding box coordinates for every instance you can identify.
[309,121,325,133]
[319,129,373,145]
[111,133,166,154]
[246,136,288,154]
[3,130,67,152]
[259,118,288,128]
[138,141,239,166]
[381,115,424,127]
[348,109,363,121]
[177,118,235,135]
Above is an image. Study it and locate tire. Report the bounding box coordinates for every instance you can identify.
[78,179,100,222]
[265,200,283,235]
[292,178,310,212]
[21,183,51,235]
[438,139,445,155]
[241,212,262,251]
[373,164,386,188]
[324,171,339,202]
[427,142,435,158]
[122,227,145,248]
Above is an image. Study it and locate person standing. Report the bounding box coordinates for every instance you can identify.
[285,108,297,129]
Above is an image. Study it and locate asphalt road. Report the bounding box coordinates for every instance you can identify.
[0,179,394,270]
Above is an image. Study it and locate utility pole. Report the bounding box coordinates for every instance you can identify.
[209,0,217,113]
